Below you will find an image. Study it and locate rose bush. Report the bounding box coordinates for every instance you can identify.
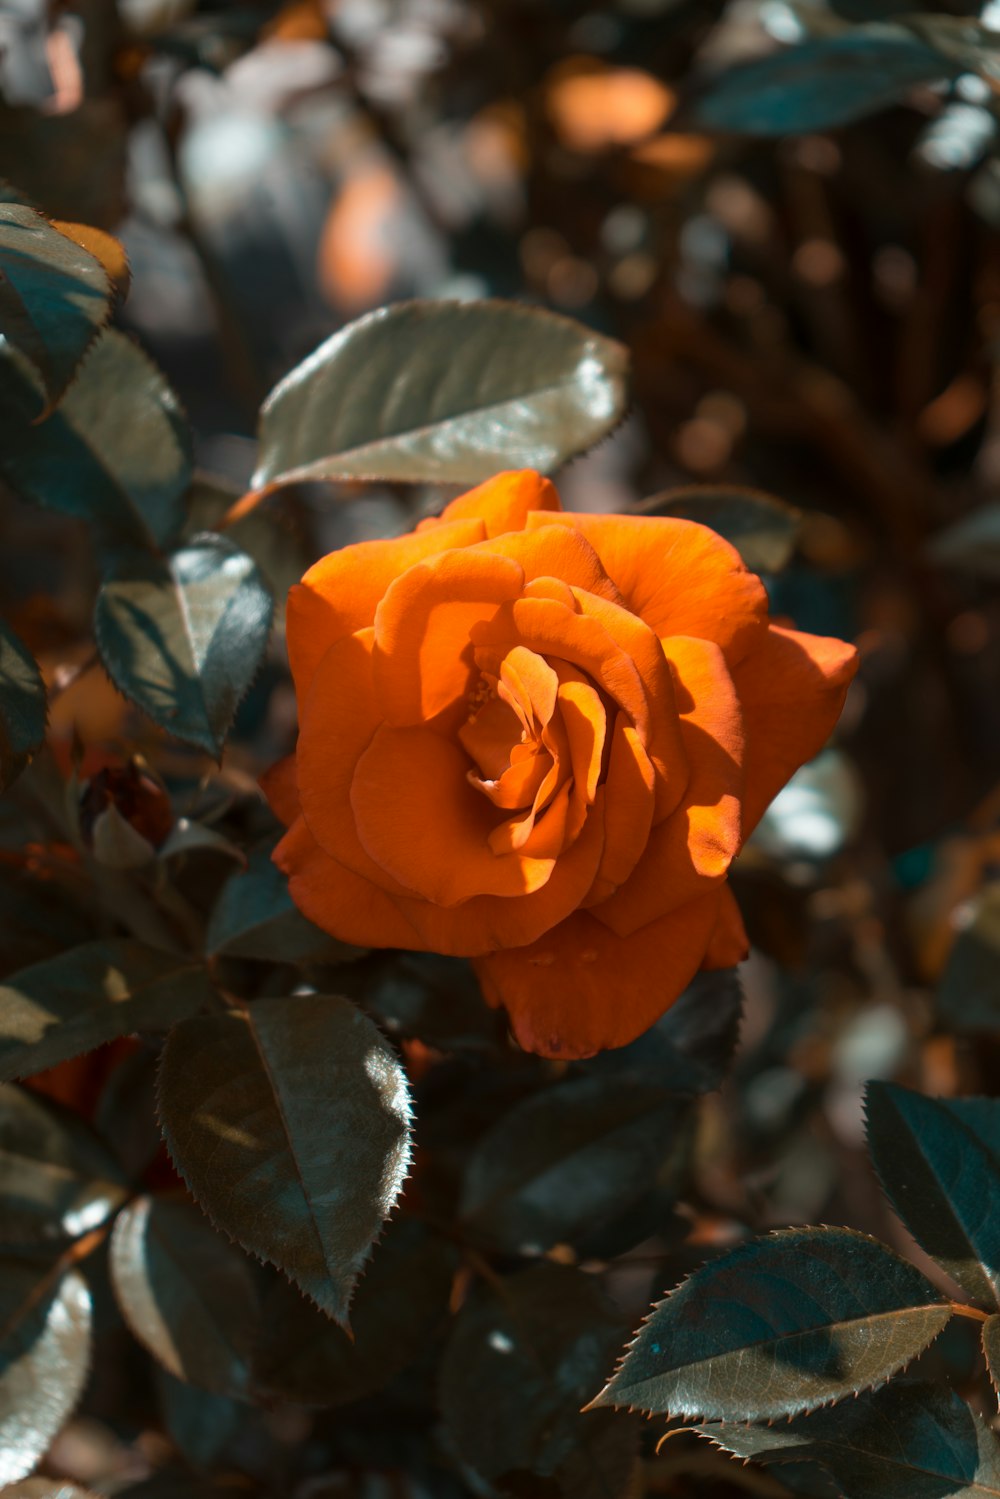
[264,470,857,1057]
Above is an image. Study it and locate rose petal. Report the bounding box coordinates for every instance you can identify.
[475,523,623,603]
[592,636,743,936]
[702,883,750,969]
[287,517,486,697]
[735,624,858,835]
[275,816,427,949]
[260,754,299,827]
[528,511,769,666]
[473,886,726,1058]
[373,549,525,727]
[426,469,561,537]
[584,717,656,903]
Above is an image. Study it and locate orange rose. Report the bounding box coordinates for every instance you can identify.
[264,471,857,1058]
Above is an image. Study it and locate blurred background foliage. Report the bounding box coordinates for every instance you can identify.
[4,0,1000,1495]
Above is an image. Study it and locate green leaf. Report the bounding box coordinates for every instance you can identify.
[0,1259,92,1485]
[0,328,192,554]
[0,201,113,415]
[110,1195,260,1398]
[591,1226,952,1421]
[865,1082,1000,1309]
[697,1381,1000,1499]
[253,299,628,493]
[156,994,412,1326]
[460,1074,689,1255]
[94,534,273,757]
[0,939,216,1083]
[344,952,502,1053]
[937,885,1000,1032]
[587,968,743,1095]
[0,1084,126,1247]
[156,1372,243,1469]
[0,621,46,794]
[440,1263,634,1492]
[205,844,354,963]
[640,486,802,573]
[984,1315,1000,1398]
[678,29,957,136]
[252,1218,455,1407]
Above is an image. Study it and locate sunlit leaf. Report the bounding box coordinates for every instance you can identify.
[0,201,113,414]
[110,1195,260,1397]
[252,1218,455,1407]
[0,939,216,1083]
[984,1315,1000,1398]
[640,485,801,573]
[698,1381,1000,1499]
[0,1260,92,1485]
[441,1263,633,1492]
[205,843,352,963]
[591,1227,953,1421]
[251,299,628,497]
[460,1074,689,1254]
[678,29,956,136]
[865,1082,1000,1309]
[0,328,192,553]
[94,534,273,756]
[0,1084,126,1247]
[0,621,46,794]
[157,994,412,1325]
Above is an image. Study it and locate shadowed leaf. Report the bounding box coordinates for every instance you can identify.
[0,328,192,553]
[640,486,801,573]
[110,1195,260,1397]
[0,1260,92,1485]
[205,843,354,963]
[157,994,412,1325]
[588,968,743,1094]
[678,29,956,136]
[252,1218,456,1407]
[0,621,46,794]
[460,1074,690,1254]
[0,1084,126,1247]
[440,1263,635,1494]
[343,952,502,1053]
[0,939,216,1083]
[94,534,273,757]
[591,1227,952,1421]
[698,1381,1000,1499]
[865,1082,1000,1308]
[251,300,628,496]
[156,1372,243,1468]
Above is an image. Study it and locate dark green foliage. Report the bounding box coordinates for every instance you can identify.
[0,940,216,1082]
[110,1195,260,1398]
[0,202,112,415]
[593,1227,952,1421]
[156,995,412,1326]
[0,1260,91,1485]
[865,1082,1000,1307]
[0,1084,126,1247]
[94,536,273,756]
[0,620,46,793]
[205,842,353,963]
[254,300,629,492]
[698,1381,1000,1499]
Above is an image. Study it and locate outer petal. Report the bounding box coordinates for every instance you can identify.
[593,636,743,936]
[426,470,561,537]
[735,624,858,836]
[260,754,299,828]
[527,511,769,666]
[701,883,750,969]
[474,524,623,604]
[473,887,726,1058]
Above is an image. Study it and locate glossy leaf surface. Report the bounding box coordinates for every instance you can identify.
[110,1195,260,1397]
[698,1381,1000,1499]
[0,201,112,413]
[0,328,192,552]
[253,299,628,492]
[865,1082,1000,1308]
[460,1074,688,1253]
[94,534,273,756]
[680,30,955,136]
[0,621,46,793]
[0,939,215,1082]
[0,1084,126,1246]
[440,1263,632,1492]
[157,994,412,1325]
[0,1261,92,1485]
[592,1227,952,1421]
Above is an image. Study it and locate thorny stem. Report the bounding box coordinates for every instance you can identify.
[950,1301,992,1324]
